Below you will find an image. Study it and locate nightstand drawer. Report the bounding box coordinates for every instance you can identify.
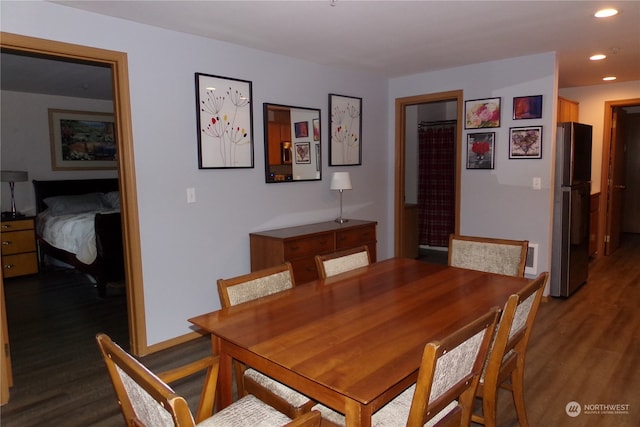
[1,229,37,255]
[1,219,34,232]
[284,233,334,259]
[2,252,38,278]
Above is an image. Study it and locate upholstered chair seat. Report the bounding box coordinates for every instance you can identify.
[312,308,500,427]
[315,246,371,279]
[448,234,528,277]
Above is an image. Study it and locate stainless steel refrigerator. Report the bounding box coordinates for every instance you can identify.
[551,122,593,297]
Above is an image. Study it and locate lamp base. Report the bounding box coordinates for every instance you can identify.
[2,211,25,220]
[334,217,349,224]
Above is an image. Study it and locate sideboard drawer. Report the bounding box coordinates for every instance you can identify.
[289,258,320,285]
[284,233,334,259]
[250,220,377,284]
[336,225,376,249]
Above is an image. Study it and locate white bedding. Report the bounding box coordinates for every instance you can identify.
[37,209,119,265]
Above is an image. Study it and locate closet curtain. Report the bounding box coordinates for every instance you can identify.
[417,123,456,247]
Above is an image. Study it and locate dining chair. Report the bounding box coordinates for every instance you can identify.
[217,262,315,418]
[314,245,371,279]
[96,333,321,427]
[448,234,529,277]
[471,272,548,427]
[312,307,501,427]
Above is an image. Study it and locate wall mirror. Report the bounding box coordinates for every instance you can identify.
[263,103,321,183]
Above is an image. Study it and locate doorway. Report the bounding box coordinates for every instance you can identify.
[0,33,146,388]
[599,98,640,257]
[394,91,462,257]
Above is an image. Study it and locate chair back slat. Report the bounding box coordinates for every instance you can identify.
[448,234,529,277]
[218,262,295,308]
[315,246,371,279]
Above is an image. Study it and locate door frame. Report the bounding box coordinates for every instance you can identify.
[394,91,462,256]
[0,32,147,356]
[598,98,640,257]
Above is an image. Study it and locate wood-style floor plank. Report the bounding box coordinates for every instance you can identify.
[1,234,638,426]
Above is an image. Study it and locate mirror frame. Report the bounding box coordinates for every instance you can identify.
[263,103,321,183]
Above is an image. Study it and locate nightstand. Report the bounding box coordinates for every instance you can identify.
[1,217,38,278]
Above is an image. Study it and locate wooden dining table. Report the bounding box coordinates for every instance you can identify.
[189,258,530,427]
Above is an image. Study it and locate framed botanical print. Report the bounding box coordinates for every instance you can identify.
[329,93,362,166]
[195,72,254,169]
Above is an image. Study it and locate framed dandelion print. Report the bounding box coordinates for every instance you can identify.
[509,126,542,159]
[329,93,362,166]
[196,73,254,169]
[465,97,501,129]
[467,132,495,169]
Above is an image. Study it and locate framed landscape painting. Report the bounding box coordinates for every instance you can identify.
[48,109,117,170]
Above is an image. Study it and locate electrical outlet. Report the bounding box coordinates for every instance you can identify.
[186,187,196,203]
[532,177,541,190]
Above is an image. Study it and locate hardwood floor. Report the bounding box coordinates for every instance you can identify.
[1,234,638,426]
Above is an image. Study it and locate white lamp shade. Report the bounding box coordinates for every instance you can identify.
[1,170,28,183]
[330,172,352,190]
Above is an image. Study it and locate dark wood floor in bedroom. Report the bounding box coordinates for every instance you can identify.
[2,234,639,426]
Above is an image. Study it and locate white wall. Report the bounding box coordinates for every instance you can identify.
[2,1,390,345]
[389,53,557,282]
[0,91,117,213]
[559,81,640,194]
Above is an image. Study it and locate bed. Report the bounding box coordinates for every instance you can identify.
[33,179,125,297]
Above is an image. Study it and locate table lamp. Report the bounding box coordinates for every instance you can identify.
[1,170,29,219]
[330,172,352,224]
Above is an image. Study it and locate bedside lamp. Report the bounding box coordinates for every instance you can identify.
[330,172,352,224]
[1,170,28,219]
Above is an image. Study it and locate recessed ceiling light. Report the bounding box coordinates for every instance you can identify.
[602,76,617,81]
[590,54,607,61]
[595,8,618,18]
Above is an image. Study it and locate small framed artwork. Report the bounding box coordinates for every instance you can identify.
[329,93,362,166]
[509,126,542,159]
[465,97,501,129]
[294,142,311,164]
[313,118,320,141]
[294,121,309,138]
[466,132,495,169]
[195,72,253,169]
[48,109,117,170]
[513,95,542,120]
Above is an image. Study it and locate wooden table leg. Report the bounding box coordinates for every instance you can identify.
[344,399,372,427]
[212,336,233,408]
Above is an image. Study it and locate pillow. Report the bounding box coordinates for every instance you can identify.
[103,191,120,209]
[43,192,107,216]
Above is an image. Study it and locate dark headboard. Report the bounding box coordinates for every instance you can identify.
[33,179,120,214]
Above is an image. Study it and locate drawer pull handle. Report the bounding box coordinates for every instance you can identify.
[4,264,14,269]
[2,241,11,245]
[1,224,10,229]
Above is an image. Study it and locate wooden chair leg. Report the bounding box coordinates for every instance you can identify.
[481,383,498,427]
[510,361,530,427]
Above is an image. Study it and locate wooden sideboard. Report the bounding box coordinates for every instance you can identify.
[250,220,377,284]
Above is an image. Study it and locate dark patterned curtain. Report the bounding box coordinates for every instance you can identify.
[417,123,456,247]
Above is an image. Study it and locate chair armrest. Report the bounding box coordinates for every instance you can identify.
[285,410,321,427]
[157,355,219,423]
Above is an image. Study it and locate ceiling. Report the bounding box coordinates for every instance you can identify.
[2,1,639,99]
